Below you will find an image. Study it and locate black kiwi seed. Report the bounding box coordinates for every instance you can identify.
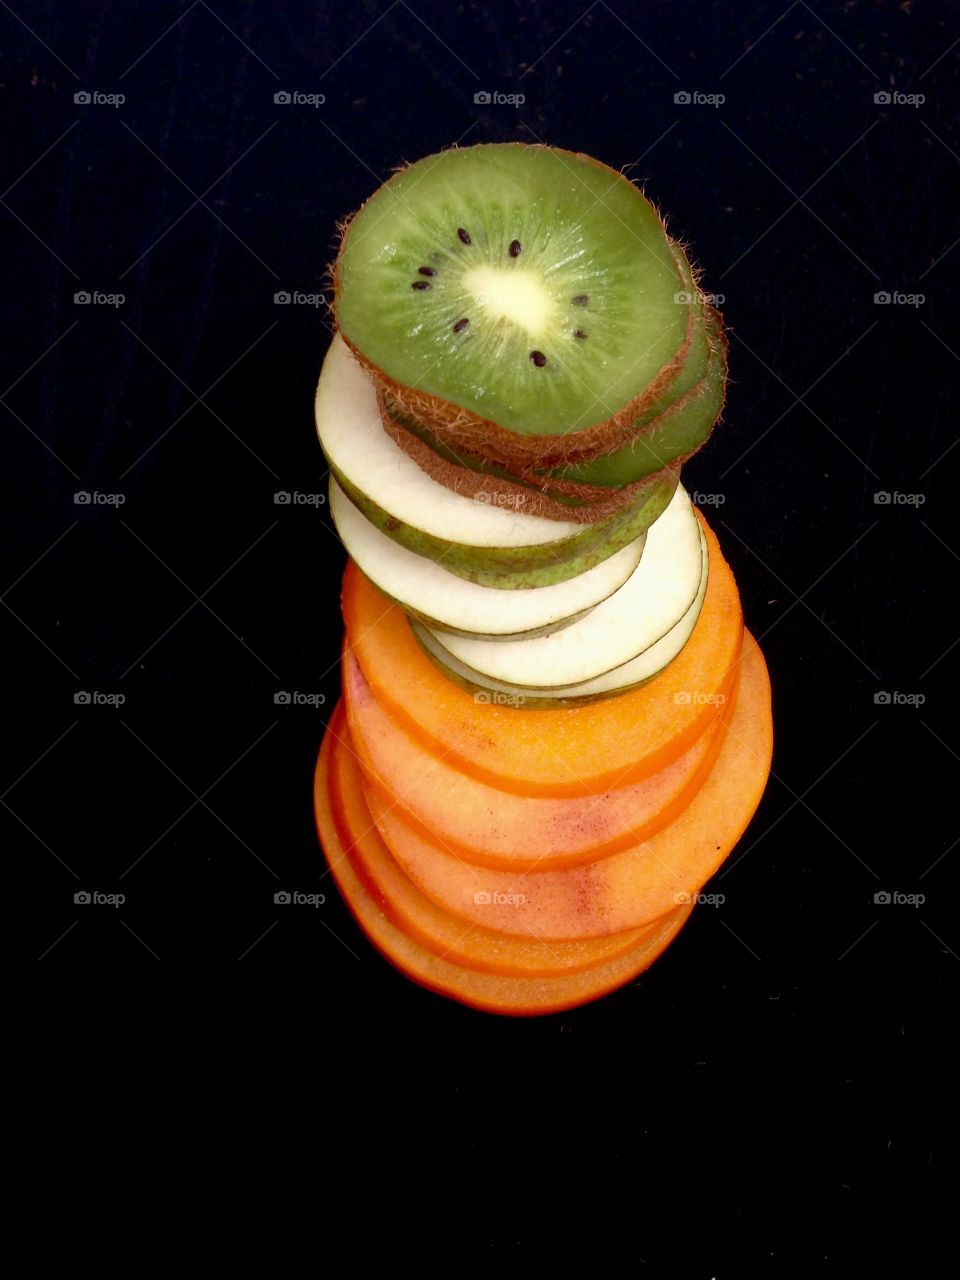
[418,266,436,276]
[530,350,547,367]
[453,317,469,333]
[574,329,587,339]
[509,239,521,257]
[457,227,472,245]
[411,280,431,291]
[572,294,588,305]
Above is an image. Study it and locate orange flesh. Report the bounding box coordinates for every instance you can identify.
[324,707,666,977]
[361,630,772,940]
[343,650,733,871]
[315,722,694,1015]
[342,512,744,797]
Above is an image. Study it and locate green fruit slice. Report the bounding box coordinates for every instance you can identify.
[413,523,709,707]
[329,478,646,641]
[316,335,679,588]
[540,306,727,488]
[426,486,702,688]
[334,142,689,440]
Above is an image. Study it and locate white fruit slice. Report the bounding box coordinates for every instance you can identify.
[330,479,646,640]
[316,336,580,548]
[413,523,709,703]
[424,487,703,687]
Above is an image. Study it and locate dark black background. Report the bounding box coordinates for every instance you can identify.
[7,1,958,1268]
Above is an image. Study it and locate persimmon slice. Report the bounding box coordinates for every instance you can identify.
[323,706,667,977]
[315,720,693,1014]
[362,630,772,940]
[343,651,734,871]
[342,513,743,797]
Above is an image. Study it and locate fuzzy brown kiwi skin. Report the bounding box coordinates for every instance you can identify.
[381,310,725,514]
[331,142,696,470]
[379,402,680,524]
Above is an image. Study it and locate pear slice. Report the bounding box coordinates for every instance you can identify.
[330,479,646,641]
[412,523,709,707]
[316,336,679,589]
[425,486,702,688]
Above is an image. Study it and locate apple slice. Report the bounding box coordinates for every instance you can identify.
[423,485,702,688]
[329,478,646,641]
[315,335,679,589]
[413,521,708,703]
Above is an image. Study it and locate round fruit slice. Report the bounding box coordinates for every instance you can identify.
[341,514,743,797]
[334,142,693,463]
[329,478,646,641]
[342,651,730,871]
[427,485,702,687]
[377,240,715,507]
[316,335,679,587]
[325,706,668,977]
[413,521,709,703]
[378,241,716,501]
[361,630,772,941]
[535,305,727,488]
[315,723,694,1014]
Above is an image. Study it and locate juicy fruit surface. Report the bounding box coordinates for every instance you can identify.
[328,477,646,639]
[343,651,727,870]
[335,144,689,435]
[364,631,772,940]
[413,522,708,703]
[429,484,703,687]
[326,706,663,976]
[341,513,744,796]
[315,720,694,1014]
[543,306,727,487]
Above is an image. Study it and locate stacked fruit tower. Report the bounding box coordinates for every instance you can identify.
[313,143,773,1016]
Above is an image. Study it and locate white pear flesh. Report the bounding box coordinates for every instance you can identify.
[426,486,703,687]
[413,522,709,702]
[315,336,580,548]
[330,478,646,640]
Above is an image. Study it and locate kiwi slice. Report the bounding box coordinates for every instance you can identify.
[334,143,692,465]
[540,306,728,488]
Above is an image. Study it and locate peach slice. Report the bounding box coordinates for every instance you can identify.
[315,721,694,1014]
[343,652,734,871]
[323,706,670,977]
[362,631,772,940]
